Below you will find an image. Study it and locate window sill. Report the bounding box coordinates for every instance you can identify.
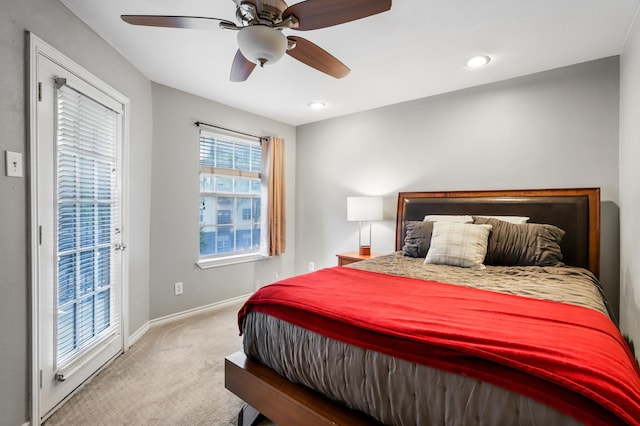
[196,252,267,269]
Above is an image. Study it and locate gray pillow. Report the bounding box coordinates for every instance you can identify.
[473,217,565,267]
[402,221,434,258]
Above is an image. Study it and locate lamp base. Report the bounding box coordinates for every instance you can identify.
[359,246,371,256]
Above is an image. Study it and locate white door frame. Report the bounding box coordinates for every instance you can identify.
[28,32,131,424]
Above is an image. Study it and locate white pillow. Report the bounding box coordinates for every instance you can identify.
[424,222,492,269]
[475,215,529,224]
[424,215,474,223]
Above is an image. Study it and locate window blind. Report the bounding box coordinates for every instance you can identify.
[199,131,261,177]
[56,83,120,367]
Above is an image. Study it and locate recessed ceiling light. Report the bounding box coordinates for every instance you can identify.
[466,55,491,68]
[308,101,326,110]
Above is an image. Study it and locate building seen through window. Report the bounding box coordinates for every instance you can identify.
[199,130,262,257]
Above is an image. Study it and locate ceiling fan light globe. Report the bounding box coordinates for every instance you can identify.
[237,25,287,66]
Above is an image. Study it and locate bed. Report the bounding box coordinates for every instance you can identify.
[225,188,640,426]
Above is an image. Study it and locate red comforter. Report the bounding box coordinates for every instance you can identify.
[239,267,640,426]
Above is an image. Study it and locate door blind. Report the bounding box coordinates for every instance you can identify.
[55,82,121,367]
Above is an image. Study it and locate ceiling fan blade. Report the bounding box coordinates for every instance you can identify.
[286,36,349,79]
[121,15,234,30]
[230,50,257,82]
[283,0,391,31]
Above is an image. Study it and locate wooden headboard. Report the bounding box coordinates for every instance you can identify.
[395,188,600,277]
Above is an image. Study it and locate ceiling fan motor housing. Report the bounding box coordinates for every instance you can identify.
[237,25,287,66]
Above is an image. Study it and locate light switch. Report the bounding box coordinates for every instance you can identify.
[5,151,23,178]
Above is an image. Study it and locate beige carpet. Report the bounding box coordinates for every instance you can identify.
[44,300,273,426]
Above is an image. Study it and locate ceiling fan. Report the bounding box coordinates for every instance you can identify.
[122,0,392,82]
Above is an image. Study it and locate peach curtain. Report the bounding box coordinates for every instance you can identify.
[263,137,286,256]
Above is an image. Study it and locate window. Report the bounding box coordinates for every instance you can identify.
[199,129,262,260]
[55,81,121,367]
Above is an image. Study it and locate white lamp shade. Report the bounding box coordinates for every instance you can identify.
[237,25,287,65]
[347,197,383,221]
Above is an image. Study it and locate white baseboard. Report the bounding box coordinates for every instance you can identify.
[150,293,251,327]
[127,294,251,347]
[127,321,150,347]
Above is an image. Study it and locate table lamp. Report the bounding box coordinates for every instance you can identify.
[347,196,383,256]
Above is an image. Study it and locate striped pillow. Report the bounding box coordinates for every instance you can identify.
[424,222,492,269]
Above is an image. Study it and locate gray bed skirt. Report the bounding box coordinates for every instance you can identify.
[242,311,582,426]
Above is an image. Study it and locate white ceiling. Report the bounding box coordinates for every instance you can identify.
[60,0,640,126]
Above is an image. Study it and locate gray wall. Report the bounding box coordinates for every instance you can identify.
[149,83,296,319]
[620,16,640,353]
[295,57,621,317]
[0,1,153,424]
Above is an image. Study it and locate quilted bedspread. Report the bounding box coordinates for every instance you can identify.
[239,266,640,426]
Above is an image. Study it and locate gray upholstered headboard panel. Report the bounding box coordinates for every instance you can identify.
[395,188,600,277]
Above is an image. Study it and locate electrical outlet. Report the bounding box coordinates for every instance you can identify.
[174,282,183,295]
[308,262,315,272]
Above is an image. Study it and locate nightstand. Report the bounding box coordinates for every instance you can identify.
[336,251,382,266]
